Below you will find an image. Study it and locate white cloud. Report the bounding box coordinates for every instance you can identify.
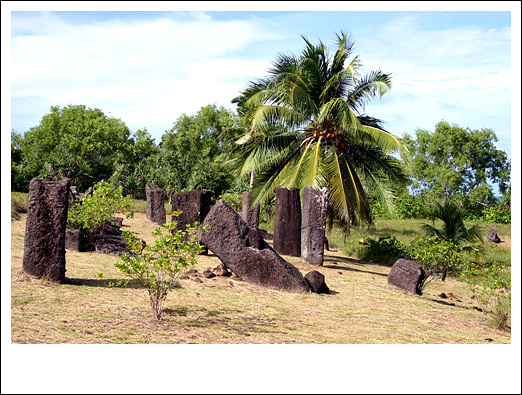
[10,11,283,140]
[354,14,512,145]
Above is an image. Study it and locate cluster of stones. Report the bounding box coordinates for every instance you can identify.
[179,264,241,283]
[22,178,329,294]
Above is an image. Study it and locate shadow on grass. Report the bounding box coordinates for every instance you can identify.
[163,306,288,335]
[66,277,149,289]
[323,254,389,277]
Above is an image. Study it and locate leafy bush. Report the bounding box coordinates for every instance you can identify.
[394,195,432,219]
[218,191,243,213]
[115,213,208,320]
[349,235,408,265]
[407,237,464,293]
[67,181,134,249]
[483,205,511,224]
[460,260,511,329]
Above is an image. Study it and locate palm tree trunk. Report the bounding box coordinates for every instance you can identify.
[249,169,255,191]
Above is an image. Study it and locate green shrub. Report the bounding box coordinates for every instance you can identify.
[67,181,134,249]
[483,205,511,224]
[407,237,464,293]
[394,195,432,219]
[115,213,208,320]
[218,191,243,213]
[460,260,511,329]
[347,235,408,265]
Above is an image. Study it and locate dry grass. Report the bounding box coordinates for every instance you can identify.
[10,212,511,345]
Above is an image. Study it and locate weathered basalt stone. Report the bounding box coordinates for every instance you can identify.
[93,234,144,257]
[487,228,501,243]
[301,185,329,265]
[170,189,213,230]
[195,199,310,293]
[23,178,70,283]
[146,184,167,225]
[273,187,301,257]
[304,270,330,294]
[387,258,425,295]
[241,191,260,229]
[65,229,82,252]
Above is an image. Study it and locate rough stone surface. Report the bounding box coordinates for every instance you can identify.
[301,185,329,265]
[23,178,70,283]
[273,187,301,257]
[487,228,501,243]
[387,258,425,295]
[304,270,330,294]
[241,191,260,229]
[93,234,144,257]
[146,184,167,225]
[65,228,82,252]
[171,189,213,231]
[196,199,310,293]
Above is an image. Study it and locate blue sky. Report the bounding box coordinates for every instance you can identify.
[4,3,519,165]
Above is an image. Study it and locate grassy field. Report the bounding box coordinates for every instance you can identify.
[9,196,512,344]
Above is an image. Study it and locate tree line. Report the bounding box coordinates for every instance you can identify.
[11,32,511,225]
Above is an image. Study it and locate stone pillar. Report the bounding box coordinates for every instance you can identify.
[273,187,301,257]
[301,185,329,265]
[145,183,166,225]
[23,178,70,283]
[170,189,213,231]
[241,191,260,229]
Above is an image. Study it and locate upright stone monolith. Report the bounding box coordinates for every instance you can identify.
[273,187,301,257]
[301,185,329,265]
[170,190,213,231]
[23,178,70,283]
[146,183,166,225]
[241,191,260,229]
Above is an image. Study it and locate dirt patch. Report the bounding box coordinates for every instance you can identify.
[483,234,511,249]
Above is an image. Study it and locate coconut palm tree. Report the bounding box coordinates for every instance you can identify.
[422,200,484,245]
[230,31,408,227]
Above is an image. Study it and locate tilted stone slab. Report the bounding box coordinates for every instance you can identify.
[23,178,70,283]
[241,191,260,229]
[273,187,301,257]
[195,199,310,293]
[387,258,425,295]
[171,189,213,231]
[146,183,167,225]
[301,185,329,265]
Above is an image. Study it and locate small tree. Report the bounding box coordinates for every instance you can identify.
[421,200,483,246]
[115,213,208,320]
[67,181,134,250]
[407,237,464,293]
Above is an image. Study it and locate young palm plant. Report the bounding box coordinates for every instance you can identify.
[230,31,408,228]
[421,200,484,246]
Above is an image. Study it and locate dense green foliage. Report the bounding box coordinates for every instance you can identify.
[230,32,408,230]
[67,181,134,249]
[403,121,510,207]
[15,105,137,192]
[115,215,208,320]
